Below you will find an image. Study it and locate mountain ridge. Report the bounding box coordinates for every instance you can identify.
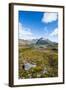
[19,37,58,46]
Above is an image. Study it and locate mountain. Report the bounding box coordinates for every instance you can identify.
[19,39,38,45]
[36,37,58,46]
[19,37,58,47]
[31,39,38,44]
[19,39,30,45]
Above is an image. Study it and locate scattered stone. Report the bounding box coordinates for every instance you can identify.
[24,62,36,71]
[43,67,48,74]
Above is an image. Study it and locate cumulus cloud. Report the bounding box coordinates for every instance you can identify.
[48,28,58,42]
[19,22,36,40]
[42,12,58,23]
[50,28,58,36]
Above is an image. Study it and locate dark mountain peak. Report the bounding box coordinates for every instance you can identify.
[39,37,44,40]
[38,37,47,40]
[36,37,52,45]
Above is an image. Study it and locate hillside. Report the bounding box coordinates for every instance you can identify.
[19,37,58,79]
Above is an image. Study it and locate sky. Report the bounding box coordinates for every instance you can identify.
[18,11,58,42]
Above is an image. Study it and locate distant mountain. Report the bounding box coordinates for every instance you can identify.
[19,37,58,47]
[31,39,38,44]
[19,39,38,45]
[36,37,58,46]
[19,39,31,45]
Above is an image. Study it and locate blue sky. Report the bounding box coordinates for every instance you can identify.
[18,11,58,42]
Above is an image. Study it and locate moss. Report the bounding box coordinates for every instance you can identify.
[19,45,58,78]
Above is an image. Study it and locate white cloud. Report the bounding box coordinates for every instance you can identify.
[19,23,32,35]
[48,28,58,42]
[42,12,58,23]
[50,28,58,36]
[19,22,36,40]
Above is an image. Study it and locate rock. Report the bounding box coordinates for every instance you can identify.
[43,67,48,74]
[24,62,36,71]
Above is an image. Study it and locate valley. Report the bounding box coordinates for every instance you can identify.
[18,38,58,79]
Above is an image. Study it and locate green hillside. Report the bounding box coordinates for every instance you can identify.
[19,40,58,79]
